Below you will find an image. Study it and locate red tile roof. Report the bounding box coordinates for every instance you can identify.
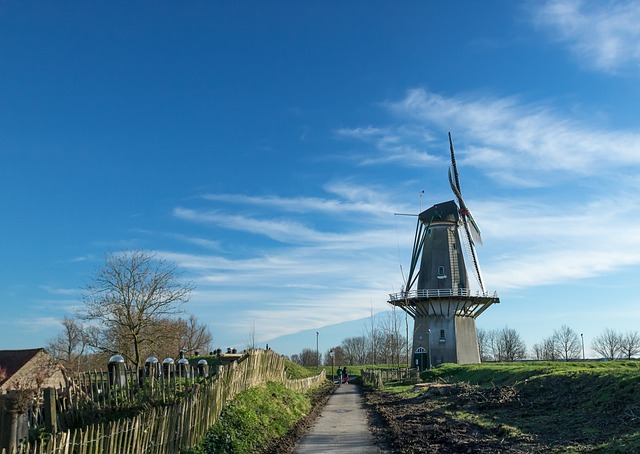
[0,348,45,387]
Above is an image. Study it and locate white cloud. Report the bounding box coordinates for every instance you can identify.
[200,182,406,219]
[15,317,61,332]
[534,0,640,73]
[39,286,81,296]
[478,193,640,290]
[335,124,441,167]
[385,88,640,182]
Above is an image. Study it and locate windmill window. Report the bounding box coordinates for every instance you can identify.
[437,266,446,279]
[439,329,446,343]
[415,347,426,353]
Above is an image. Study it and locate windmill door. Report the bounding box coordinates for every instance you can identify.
[414,347,428,372]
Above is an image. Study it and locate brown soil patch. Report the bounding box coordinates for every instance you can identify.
[364,382,548,453]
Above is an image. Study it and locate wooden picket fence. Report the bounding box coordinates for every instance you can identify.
[360,367,417,388]
[22,365,203,434]
[2,349,325,454]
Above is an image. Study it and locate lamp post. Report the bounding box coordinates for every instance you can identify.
[316,331,319,368]
[330,349,334,382]
[581,333,585,360]
[427,328,432,369]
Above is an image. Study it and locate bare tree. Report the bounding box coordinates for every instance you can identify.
[246,321,256,351]
[591,328,622,360]
[105,312,212,362]
[379,309,406,367]
[139,317,181,360]
[46,316,87,372]
[477,327,490,361]
[532,336,558,361]
[325,346,347,367]
[78,250,194,369]
[368,329,386,364]
[295,348,320,367]
[178,314,213,355]
[482,329,497,361]
[341,336,368,365]
[542,336,557,360]
[367,306,377,366]
[289,353,301,364]
[619,331,640,359]
[487,327,526,362]
[552,325,582,361]
[531,342,543,360]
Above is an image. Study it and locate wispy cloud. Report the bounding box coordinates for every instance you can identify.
[157,242,403,344]
[478,194,640,289]
[199,182,404,219]
[533,0,640,73]
[335,124,441,166]
[15,317,61,332]
[385,88,640,182]
[39,285,81,296]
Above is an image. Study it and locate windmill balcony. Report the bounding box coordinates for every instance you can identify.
[388,288,497,302]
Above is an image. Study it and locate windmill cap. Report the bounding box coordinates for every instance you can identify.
[419,200,459,224]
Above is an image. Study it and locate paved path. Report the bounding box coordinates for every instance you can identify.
[293,383,382,453]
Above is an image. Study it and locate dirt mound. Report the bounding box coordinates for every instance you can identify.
[364,372,640,453]
[365,383,544,453]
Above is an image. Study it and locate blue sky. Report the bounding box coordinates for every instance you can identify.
[2,1,640,358]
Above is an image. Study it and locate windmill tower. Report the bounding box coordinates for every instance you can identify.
[389,133,499,369]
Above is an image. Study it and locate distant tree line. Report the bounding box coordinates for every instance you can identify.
[47,250,213,373]
[590,328,640,360]
[477,324,640,362]
[290,307,408,367]
[290,318,640,367]
[530,325,582,361]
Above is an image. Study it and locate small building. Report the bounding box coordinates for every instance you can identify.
[0,348,65,394]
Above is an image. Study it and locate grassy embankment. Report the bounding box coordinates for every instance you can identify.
[384,361,640,452]
[185,359,332,454]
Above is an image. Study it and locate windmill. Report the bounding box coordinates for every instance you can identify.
[389,133,499,368]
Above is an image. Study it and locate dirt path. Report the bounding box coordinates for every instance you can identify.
[293,383,387,453]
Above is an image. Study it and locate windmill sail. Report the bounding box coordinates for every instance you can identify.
[448,169,483,245]
[448,132,486,293]
[459,215,487,294]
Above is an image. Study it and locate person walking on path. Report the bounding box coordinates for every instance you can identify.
[293,382,383,453]
[343,367,349,384]
[337,367,343,384]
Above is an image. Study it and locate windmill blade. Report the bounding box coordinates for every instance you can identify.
[449,132,461,194]
[459,223,487,294]
[448,168,465,208]
[448,134,468,214]
[448,133,483,246]
[463,210,483,246]
[449,168,483,245]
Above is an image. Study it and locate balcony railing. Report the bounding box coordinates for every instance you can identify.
[388,288,497,302]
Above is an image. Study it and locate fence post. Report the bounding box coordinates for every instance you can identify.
[0,390,27,453]
[43,387,57,434]
[0,393,9,452]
